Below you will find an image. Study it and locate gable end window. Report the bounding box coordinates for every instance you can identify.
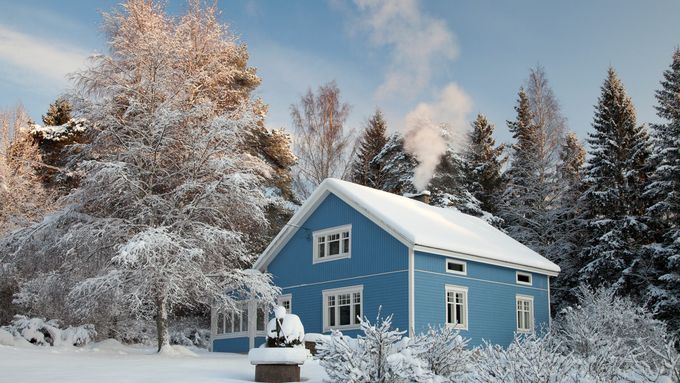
[516,295,534,332]
[313,225,351,263]
[446,259,467,275]
[445,285,468,330]
[322,285,362,331]
[516,271,532,285]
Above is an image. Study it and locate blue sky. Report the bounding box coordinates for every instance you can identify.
[0,0,678,146]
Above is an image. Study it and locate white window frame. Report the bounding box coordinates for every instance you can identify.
[445,285,468,330]
[322,285,363,332]
[516,295,534,333]
[445,259,467,275]
[277,294,292,314]
[313,225,352,264]
[516,271,533,286]
[213,301,268,340]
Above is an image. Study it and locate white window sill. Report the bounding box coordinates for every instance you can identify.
[446,323,468,331]
[516,329,534,334]
[313,254,351,264]
[323,324,361,332]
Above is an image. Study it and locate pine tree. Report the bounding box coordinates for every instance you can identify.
[41,98,72,126]
[548,132,586,309]
[463,114,505,215]
[579,68,652,289]
[350,110,388,188]
[370,133,418,195]
[644,48,680,337]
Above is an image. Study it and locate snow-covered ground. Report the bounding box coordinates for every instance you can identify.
[0,341,327,383]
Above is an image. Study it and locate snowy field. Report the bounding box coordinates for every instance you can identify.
[0,342,327,383]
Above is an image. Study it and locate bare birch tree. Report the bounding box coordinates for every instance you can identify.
[290,81,354,198]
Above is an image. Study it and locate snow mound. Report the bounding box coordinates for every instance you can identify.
[88,339,128,353]
[158,344,198,357]
[0,329,14,346]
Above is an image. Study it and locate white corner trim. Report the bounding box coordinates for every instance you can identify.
[408,246,415,337]
[547,277,552,327]
[516,271,533,286]
[413,244,559,277]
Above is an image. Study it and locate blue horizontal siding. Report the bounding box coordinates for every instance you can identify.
[268,193,409,288]
[414,251,550,347]
[282,271,409,336]
[212,336,265,353]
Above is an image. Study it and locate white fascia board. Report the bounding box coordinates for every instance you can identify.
[412,245,560,277]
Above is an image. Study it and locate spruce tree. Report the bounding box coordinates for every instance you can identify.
[644,48,680,337]
[464,114,505,215]
[579,68,652,289]
[548,132,586,309]
[350,110,388,188]
[370,133,417,195]
[41,98,72,126]
[501,88,551,253]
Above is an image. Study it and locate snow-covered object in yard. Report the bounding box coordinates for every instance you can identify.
[273,305,287,320]
[0,328,14,346]
[248,347,308,365]
[266,311,304,346]
[2,315,97,347]
[255,178,560,274]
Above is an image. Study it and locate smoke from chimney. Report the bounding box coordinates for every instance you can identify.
[403,83,473,191]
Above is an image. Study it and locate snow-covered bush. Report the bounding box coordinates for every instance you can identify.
[316,313,433,383]
[412,325,472,378]
[470,334,578,383]
[555,285,669,380]
[265,305,304,348]
[2,315,96,347]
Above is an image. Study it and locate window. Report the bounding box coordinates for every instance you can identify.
[446,259,467,275]
[516,272,532,286]
[516,295,534,332]
[445,285,468,330]
[323,285,362,331]
[313,225,351,263]
[277,294,292,314]
[216,302,249,335]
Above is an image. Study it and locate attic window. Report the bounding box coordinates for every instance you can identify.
[446,259,467,275]
[516,272,532,286]
[313,225,351,263]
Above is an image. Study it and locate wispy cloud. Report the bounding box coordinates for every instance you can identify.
[352,0,458,100]
[0,24,89,88]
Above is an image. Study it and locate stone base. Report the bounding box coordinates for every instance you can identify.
[254,364,301,382]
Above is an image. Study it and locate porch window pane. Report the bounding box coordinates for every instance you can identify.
[225,312,232,333]
[241,307,248,332]
[233,312,241,333]
[257,307,265,331]
[217,312,224,334]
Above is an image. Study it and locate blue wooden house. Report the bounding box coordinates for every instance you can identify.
[211,179,560,352]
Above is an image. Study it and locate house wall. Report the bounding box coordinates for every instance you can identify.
[413,250,550,347]
[211,193,410,353]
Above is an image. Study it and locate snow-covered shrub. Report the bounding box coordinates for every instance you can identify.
[266,305,304,347]
[470,333,578,383]
[168,316,211,348]
[316,313,433,383]
[412,325,472,378]
[2,315,96,347]
[555,285,669,380]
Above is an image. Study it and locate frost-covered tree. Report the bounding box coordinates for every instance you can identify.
[2,0,280,351]
[644,48,680,338]
[0,106,52,235]
[370,133,418,195]
[578,68,652,290]
[547,132,586,309]
[350,110,388,188]
[41,98,72,126]
[412,325,471,379]
[290,81,354,198]
[463,114,505,215]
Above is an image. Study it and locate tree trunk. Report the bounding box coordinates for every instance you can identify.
[156,294,169,352]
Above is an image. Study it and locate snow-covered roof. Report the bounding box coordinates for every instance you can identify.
[255,178,560,276]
